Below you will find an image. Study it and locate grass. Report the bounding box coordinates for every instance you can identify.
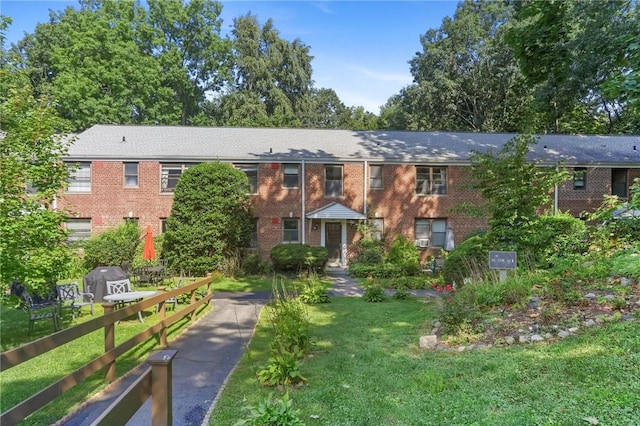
[0,274,328,424]
[209,296,640,426]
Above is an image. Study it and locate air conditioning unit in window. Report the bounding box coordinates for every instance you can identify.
[418,239,430,248]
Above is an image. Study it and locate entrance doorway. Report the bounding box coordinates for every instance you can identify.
[325,222,342,265]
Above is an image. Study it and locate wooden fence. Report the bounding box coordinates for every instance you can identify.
[0,277,213,425]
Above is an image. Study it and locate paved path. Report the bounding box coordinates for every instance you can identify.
[59,272,435,425]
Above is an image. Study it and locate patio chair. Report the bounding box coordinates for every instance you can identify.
[160,277,183,312]
[20,293,60,335]
[105,279,133,309]
[56,282,94,319]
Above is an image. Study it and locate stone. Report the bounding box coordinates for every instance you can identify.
[620,277,631,286]
[505,336,515,345]
[558,330,570,338]
[544,333,553,339]
[519,335,529,343]
[432,320,441,328]
[603,294,615,300]
[531,334,544,342]
[584,293,597,299]
[458,346,466,352]
[585,319,596,327]
[568,327,579,333]
[419,335,439,350]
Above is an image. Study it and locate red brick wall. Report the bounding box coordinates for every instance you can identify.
[58,161,633,262]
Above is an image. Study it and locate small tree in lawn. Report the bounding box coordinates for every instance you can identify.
[469,134,569,252]
[0,69,73,295]
[162,162,254,276]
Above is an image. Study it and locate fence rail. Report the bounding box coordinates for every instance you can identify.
[0,277,212,425]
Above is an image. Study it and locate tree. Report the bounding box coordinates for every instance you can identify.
[0,69,72,294]
[162,162,254,276]
[146,0,232,125]
[382,0,533,132]
[215,14,314,127]
[506,0,637,133]
[469,135,569,250]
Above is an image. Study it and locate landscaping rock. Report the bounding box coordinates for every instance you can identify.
[585,293,597,299]
[558,330,571,338]
[531,334,544,342]
[505,336,515,345]
[419,335,438,350]
[585,319,597,327]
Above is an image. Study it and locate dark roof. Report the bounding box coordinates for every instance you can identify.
[66,125,640,166]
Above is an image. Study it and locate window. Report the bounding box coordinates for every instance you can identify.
[370,165,383,189]
[573,167,586,190]
[161,218,167,234]
[369,218,384,241]
[415,218,447,248]
[325,165,343,197]
[283,218,300,243]
[250,218,259,248]
[67,162,91,193]
[161,163,193,193]
[66,219,91,242]
[124,162,139,187]
[416,166,447,195]
[283,164,300,188]
[235,164,258,194]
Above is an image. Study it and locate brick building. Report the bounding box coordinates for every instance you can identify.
[59,125,640,266]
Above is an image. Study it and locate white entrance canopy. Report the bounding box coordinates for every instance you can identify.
[306,202,366,220]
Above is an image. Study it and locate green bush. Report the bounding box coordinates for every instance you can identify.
[236,393,304,426]
[528,213,588,267]
[392,288,411,300]
[348,263,404,278]
[270,244,328,273]
[257,344,307,388]
[82,221,140,270]
[267,282,311,354]
[299,279,330,304]
[350,238,384,265]
[362,283,386,302]
[242,253,271,276]
[442,234,491,287]
[385,234,421,275]
[439,286,477,334]
[611,251,640,279]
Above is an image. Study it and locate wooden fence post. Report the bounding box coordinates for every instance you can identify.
[147,349,178,426]
[158,287,167,347]
[103,302,116,383]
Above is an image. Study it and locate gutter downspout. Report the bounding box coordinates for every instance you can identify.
[301,160,306,244]
[363,160,368,218]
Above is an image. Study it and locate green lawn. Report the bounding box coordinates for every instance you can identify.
[209,296,640,426]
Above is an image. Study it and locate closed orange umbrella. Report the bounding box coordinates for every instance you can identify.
[142,225,156,260]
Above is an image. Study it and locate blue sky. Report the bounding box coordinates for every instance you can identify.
[1,0,459,114]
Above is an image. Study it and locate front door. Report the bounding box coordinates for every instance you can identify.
[325,222,342,265]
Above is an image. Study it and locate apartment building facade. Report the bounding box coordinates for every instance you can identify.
[59,126,640,266]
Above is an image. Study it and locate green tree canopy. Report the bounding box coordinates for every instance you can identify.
[0,69,72,294]
[381,0,533,132]
[162,162,254,276]
[506,0,638,133]
[469,135,569,250]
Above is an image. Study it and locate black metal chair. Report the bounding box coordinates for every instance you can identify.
[56,282,94,319]
[20,293,60,335]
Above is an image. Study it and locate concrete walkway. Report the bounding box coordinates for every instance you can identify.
[59,272,435,425]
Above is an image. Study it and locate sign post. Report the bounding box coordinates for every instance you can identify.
[489,251,517,282]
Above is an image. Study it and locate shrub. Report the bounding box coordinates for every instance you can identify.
[439,286,477,335]
[392,288,411,300]
[242,253,271,276]
[299,278,330,304]
[267,282,311,354]
[236,393,304,426]
[442,234,491,287]
[385,235,421,275]
[163,162,254,276]
[350,238,384,265]
[362,283,386,302]
[270,244,328,273]
[257,344,307,388]
[83,221,140,270]
[348,263,403,278]
[528,213,588,267]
